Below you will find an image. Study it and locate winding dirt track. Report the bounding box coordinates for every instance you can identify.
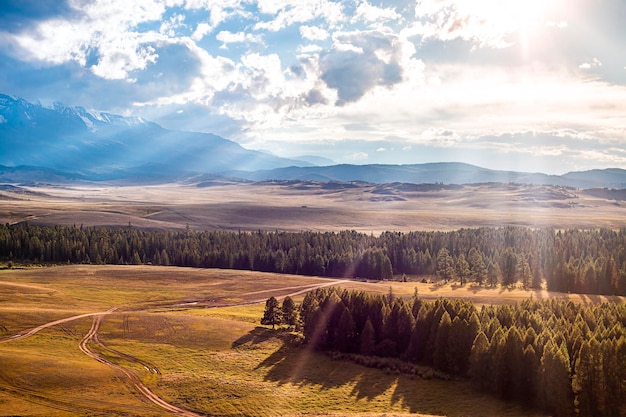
[0,309,116,344]
[0,279,348,416]
[79,312,205,417]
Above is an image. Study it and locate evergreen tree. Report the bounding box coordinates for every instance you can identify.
[496,327,524,400]
[521,344,539,406]
[261,296,281,329]
[573,339,600,416]
[540,341,574,417]
[434,311,452,372]
[469,331,491,390]
[487,261,501,287]
[501,249,517,287]
[600,339,620,417]
[396,300,416,356]
[436,248,455,281]
[455,254,470,285]
[281,296,297,329]
[360,318,376,356]
[468,248,487,285]
[335,307,357,352]
[517,256,532,289]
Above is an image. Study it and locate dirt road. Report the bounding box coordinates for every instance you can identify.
[79,312,206,417]
[0,309,116,344]
[0,280,347,416]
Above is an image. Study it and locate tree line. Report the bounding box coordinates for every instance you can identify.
[280,287,626,417]
[2,224,626,295]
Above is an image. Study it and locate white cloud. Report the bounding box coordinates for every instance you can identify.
[402,145,412,151]
[159,14,186,37]
[348,151,369,160]
[183,0,249,37]
[254,0,344,32]
[376,147,386,152]
[300,25,329,41]
[192,23,213,41]
[297,44,323,54]
[4,0,170,80]
[579,58,602,70]
[352,1,401,24]
[0,115,6,124]
[216,31,264,48]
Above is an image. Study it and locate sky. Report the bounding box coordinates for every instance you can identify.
[1,0,626,174]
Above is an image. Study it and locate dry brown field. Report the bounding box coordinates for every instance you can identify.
[1,181,625,232]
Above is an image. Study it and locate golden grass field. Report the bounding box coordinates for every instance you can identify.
[3,265,622,416]
[1,181,625,232]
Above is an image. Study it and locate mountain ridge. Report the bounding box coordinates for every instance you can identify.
[224,162,626,189]
[1,94,626,189]
[0,93,309,174]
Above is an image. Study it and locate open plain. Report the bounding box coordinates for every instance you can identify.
[1,181,625,232]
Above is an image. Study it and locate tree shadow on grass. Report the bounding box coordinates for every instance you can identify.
[235,328,540,416]
[231,326,277,347]
[245,328,396,399]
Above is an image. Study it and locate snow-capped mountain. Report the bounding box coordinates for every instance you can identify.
[0,94,308,177]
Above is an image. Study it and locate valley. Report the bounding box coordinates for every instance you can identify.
[1,180,624,233]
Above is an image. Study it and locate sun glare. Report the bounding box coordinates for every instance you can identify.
[457,0,566,55]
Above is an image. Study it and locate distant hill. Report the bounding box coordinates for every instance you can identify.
[225,163,626,189]
[291,155,336,166]
[0,94,309,177]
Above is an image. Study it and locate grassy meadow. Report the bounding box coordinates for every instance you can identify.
[0,265,571,416]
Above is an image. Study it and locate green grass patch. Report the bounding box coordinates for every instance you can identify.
[195,303,266,324]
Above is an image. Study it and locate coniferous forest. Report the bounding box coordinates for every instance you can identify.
[2,224,626,295]
[288,288,626,417]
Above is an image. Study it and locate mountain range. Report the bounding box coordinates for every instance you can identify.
[0,94,309,178]
[1,94,626,189]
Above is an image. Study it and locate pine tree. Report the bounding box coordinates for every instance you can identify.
[572,339,600,416]
[501,249,517,287]
[468,248,487,285]
[281,296,297,329]
[521,344,539,406]
[436,248,455,281]
[261,296,281,329]
[496,327,524,401]
[360,318,376,356]
[455,254,470,286]
[600,339,620,417]
[540,341,574,417]
[469,331,491,390]
[396,301,416,356]
[434,311,452,372]
[487,261,501,287]
[335,307,356,353]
